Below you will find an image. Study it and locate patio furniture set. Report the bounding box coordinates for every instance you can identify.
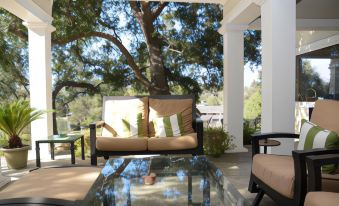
[0,96,338,206]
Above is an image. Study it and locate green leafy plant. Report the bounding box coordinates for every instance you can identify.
[0,100,46,148]
[243,120,257,145]
[203,127,232,157]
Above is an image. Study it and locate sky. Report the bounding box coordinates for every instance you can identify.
[309,59,331,83]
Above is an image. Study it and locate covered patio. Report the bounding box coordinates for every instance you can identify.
[1,0,338,155]
[0,0,338,205]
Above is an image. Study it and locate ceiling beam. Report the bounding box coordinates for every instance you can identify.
[249,18,339,31]
[0,0,52,23]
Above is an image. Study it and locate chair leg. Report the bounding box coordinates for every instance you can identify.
[252,190,264,206]
[91,154,97,166]
[248,174,259,193]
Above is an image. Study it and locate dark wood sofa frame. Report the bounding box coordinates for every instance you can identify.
[89,95,204,166]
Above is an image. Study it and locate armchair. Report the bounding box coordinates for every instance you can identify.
[304,154,339,206]
[248,100,339,206]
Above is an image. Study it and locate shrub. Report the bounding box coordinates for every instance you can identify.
[74,129,91,158]
[243,120,257,145]
[203,127,232,157]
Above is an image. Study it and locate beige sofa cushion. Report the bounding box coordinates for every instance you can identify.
[147,133,197,151]
[102,97,149,137]
[305,192,339,206]
[310,99,339,173]
[311,100,339,136]
[148,98,194,137]
[96,136,148,151]
[252,154,295,199]
[253,154,339,199]
[0,167,100,201]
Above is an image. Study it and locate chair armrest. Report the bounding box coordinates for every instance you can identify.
[193,117,203,154]
[89,121,105,129]
[89,121,105,156]
[306,153,339,192]
[291,148,339,201]
[251,133,299,157]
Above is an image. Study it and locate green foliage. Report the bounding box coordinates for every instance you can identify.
[68,95,102,127]
[200,91,223,105]
[244,30,261,69]
[0,100,46,148]
[0,2,262,132]
[244,84,261,120]
[297,59,329,101]
[203,127,231,157]
[75,129,91,158]
[243,120,257,145]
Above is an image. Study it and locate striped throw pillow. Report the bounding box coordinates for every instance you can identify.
[152,113,184,137]
[113,113,143,138]
[298,119,339,173]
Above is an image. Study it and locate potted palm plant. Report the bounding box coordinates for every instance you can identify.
[0,100,46,169]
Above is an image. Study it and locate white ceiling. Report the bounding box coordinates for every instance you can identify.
[297,0,339,19]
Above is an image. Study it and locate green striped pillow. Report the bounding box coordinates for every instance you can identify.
[114,113,143,138]
[298,119,339,173]
[152,113,184,137]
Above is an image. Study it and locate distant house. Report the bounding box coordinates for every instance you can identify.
[197,105,223,128]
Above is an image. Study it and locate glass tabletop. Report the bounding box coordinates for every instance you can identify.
[81,156,250,206]
[36,134,83,143]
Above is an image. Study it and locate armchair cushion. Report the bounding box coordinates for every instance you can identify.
[252,154,295,198]
[304,192,339,206]
[311,100,339,136]
[152,113,184,137]
[102,97,149,137]
[252,154,339,199]
[148,133,198,151]
[149,98,194,137]
[322,174,339,193]
[298,120,339,173]
[114,113,143,137]
[96,136,148,151]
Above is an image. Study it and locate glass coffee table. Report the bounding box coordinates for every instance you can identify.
[81,156,249,206]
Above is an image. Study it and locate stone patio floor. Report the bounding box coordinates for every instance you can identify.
[0,146,278,206]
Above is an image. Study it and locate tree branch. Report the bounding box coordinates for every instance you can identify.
[89,31,153,89]
[53,80,99,99]
[152,2,168,21]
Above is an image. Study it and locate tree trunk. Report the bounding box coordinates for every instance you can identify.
[131,2,170,95]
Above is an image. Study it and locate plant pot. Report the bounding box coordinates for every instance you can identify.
[0,145,30,169]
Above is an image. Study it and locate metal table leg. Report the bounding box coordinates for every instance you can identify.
[36,141,41,167]
[70,142,75,164]
[50,142,55,160]
[81,136,85,160]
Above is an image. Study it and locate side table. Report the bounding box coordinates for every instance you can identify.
[35,134,85,167]
[259,139,281,154]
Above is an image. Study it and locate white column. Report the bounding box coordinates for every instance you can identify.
[258,0,296,155]
[221,24,248,153]
[23,22,55,159]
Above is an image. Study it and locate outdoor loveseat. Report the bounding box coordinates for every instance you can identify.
[90,95,203,165]
[248,99,339,206]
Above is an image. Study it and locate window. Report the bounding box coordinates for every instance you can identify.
[296,45,339,101]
